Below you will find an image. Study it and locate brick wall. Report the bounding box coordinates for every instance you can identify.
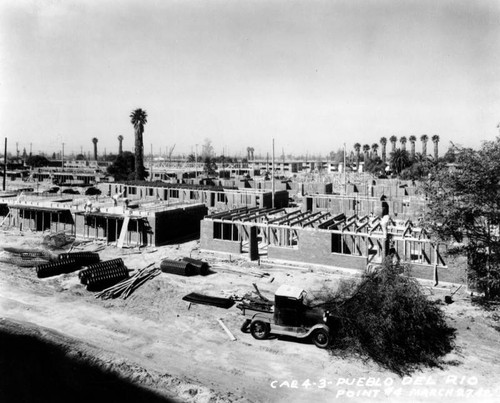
[268,229,368,271]
[200,220,241,253]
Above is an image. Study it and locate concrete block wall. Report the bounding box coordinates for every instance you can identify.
[200,220,241,253]
[407,264,466,284]
[154,205,208,246]
[268,229,368,271]
[303,182,333,195]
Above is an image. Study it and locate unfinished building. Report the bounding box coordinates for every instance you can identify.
[200,207,461,283]
[98,182,289,210]
[0,196,207,247]
[304,194,426,221]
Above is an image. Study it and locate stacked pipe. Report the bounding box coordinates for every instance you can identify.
[79,258,129,291]
[36,259,79,278]
[181,257,209,275]
[160,259,196,276]
[58,252,100,266]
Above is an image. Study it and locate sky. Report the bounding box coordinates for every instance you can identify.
[1,0,499,158]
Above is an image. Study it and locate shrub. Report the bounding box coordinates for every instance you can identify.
[324,259,456,375]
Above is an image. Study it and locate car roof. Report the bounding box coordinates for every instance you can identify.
[275,285,305,299]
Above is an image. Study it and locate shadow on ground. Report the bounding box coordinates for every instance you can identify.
[0,318,177,403]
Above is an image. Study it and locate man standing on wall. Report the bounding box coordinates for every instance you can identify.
[380,195,390,238]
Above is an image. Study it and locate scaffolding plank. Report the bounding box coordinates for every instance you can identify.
[117,215,130,248]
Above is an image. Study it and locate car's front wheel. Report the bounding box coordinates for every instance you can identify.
[312,329,330,348]
[250,320,270,340]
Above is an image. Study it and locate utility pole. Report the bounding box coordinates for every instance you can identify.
[62,143,65,171]
[150,143,153,181]
[3,138,7,191]
[343,143,347,195]
[29,143,32,157]
[195,144,198,177]
[272,138,275,208]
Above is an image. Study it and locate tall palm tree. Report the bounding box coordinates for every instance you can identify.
[92,138,98,161]
[409,135,417,160]
[362,144,370,162]
[431,134,440,160]
[420,134,429,157]
[390,149,410,174]
[118,135,124,155]
[354,143,361,169]
[130,108,148,181]
[389,135,398,153]
[371,143,379,158]
[400,136,407,152]
[380,137,387,163]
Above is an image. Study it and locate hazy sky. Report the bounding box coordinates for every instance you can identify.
[1,0,499,158]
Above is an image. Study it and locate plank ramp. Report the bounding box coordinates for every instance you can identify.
[117,215,130,248]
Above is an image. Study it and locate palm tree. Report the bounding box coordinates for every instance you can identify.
[409,135,417,160]
[371,143,379,158]
[354,143,361,169]
[390,149,410,174]
[130,108,148,181]
[400,136,407,152]
[420,134,429,157]
[431,134,440,160]
[118,135,124,155]
[380,137,387,163]
[389,135,398,153]
[362,144,370,162]
[92,138,98,161]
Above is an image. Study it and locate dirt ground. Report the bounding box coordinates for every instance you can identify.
[1,230,500,403]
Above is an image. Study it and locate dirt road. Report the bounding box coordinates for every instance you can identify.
[1,232,500,402]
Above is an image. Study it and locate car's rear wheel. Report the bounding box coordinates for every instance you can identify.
[312,329,330,348]
[250,320,270,340]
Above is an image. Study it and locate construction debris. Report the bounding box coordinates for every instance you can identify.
[182,293,234,309]
[42,232,75,248]
[181,257,210,275]
[58,251,100,266]
[217,318,237,341]
[160,257,211,276]
[0,246,54,267]
[160,259,196,276]
[95,264,159,300]
[36,259,79,278]
[252,283,271,302]
[79,258,129,291]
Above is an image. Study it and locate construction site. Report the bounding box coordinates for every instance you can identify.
[3,1,500,401]
[1,159,499,403]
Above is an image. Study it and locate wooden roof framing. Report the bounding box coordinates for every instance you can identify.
[302,211,332,228]
[267,209,302,224]
[205,207,438,244]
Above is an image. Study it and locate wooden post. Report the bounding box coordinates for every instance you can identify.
[3,138,6,191]
[433,243,439,286]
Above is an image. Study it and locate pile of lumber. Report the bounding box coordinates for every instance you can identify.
[95,264,160,300]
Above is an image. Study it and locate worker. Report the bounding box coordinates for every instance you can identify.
[112,191,124,206]
[123,197,129,212]
[380,195,390,238]
[84,199,93,213]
